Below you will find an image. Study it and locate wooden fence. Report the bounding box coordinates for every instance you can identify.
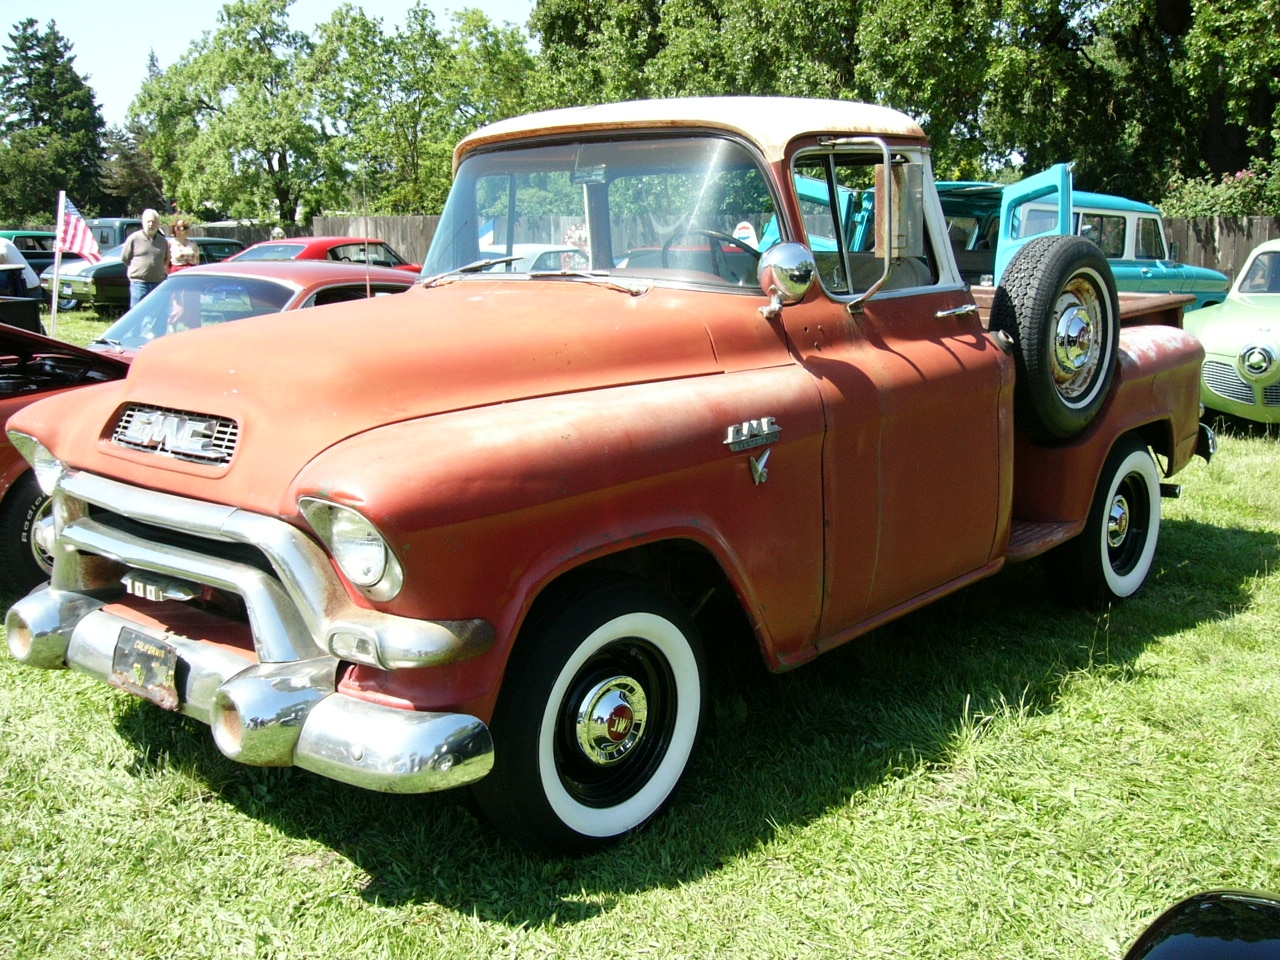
[1165,217,1280,281]
[311,216,441,265]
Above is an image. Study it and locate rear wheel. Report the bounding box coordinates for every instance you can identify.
[1046,436,1161,605]
[473,577,706,855]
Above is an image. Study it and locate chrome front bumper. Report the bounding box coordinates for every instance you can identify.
[4,470,494,794]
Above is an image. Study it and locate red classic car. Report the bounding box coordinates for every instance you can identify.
[228,236,422,273]
[0,260,416,594]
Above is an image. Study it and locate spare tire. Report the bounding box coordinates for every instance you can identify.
[990,235,1120,441]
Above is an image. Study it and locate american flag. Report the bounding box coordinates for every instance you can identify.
[56,194,101,264]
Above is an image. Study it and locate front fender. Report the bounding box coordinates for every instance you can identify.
[288,366,827,701]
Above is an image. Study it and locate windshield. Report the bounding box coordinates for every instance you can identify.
[233,242,305,261]
[423,136,778,289]
[98,273,295,349]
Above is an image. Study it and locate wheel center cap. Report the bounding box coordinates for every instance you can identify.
[1055,304,1094,371]
[575,676,647,766]
[1108,495,1130,548]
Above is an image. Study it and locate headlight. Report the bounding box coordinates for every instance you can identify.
[299,498,402,597]
[8,432,65,495]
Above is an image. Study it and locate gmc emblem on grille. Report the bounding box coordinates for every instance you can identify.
[120,411,219,457]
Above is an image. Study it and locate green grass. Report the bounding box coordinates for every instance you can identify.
[40,304,113,348]
[1,360,1277,956]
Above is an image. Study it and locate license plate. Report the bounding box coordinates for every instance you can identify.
[60,282,72,296]
[110,627,179,710]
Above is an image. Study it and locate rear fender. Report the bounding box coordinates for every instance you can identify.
[1012,325,1204,523]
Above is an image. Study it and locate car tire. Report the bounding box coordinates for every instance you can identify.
[0,472,54,596]
[473,576,706,855]
[990,235,1120,440]
[1045,435,1161,606]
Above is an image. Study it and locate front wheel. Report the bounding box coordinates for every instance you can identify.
[0,472,54,596]
[473,578,706,855]
[1045,436,1161,606]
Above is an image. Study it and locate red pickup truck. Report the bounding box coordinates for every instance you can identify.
[4,98,1212,855]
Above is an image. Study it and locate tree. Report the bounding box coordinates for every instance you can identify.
[312,3,534,214]
[100,122,168,217]
[0,17,107,223]
[131,0,339,224]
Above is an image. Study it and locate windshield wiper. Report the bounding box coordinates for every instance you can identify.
[419,256,524,288]
[90,337,124,353]
[527,270,650,296]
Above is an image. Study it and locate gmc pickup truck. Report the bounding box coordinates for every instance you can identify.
[4,98,1213,855]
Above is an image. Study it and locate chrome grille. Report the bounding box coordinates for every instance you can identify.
[1202,361,1255,405]
[1265,383,1280,407]
[112,403,239,465]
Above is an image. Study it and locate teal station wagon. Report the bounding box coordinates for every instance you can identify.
[939,164,1229,309]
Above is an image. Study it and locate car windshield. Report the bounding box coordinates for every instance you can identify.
[233,242,305,261]
[1239,251,1280,294]
[423,135,778,289]
[97,273,294,349]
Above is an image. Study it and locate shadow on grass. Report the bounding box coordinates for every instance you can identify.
[108,516,1278,927]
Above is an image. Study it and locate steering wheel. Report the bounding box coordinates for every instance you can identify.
[661,228,761,282]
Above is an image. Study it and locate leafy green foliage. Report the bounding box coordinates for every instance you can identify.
[1160,159,1280,218]
[0,18,107,223]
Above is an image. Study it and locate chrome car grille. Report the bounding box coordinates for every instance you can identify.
[1202,361,1255,405]
[1265,383,1280,407]
[112,403,240,465]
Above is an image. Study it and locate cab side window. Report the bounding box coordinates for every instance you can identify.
[1078,214,1126,258]
[1135,217,1166,260]
[793,152,937,296]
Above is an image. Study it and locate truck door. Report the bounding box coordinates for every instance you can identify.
[782,145,1008,636]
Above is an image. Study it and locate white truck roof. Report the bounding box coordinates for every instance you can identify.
[455,96,927,170]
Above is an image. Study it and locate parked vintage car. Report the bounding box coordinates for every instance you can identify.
[229,236,422,273]
[0,259,416,595]
[938,165,1230,309]
[85,217,142,249]
[0,230,82,278]
[1183,237,1280,422]
[3,97,1211,855]
[40,236,247,314]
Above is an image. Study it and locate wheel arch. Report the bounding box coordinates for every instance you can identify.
[512,536,767,676]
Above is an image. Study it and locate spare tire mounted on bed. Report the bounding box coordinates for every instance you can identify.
[990,235,1121,441]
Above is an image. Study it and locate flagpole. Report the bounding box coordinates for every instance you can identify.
[50,191,66,340]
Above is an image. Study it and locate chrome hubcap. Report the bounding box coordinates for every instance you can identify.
[30,498,54,575]
[1108,495,1130,549]
[1053,301,1095,392]
[575,675,647,766]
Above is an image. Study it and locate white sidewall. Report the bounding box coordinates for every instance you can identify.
[538,611,701,839]
[1099,448,1161,597]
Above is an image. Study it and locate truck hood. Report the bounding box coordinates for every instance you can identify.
[10,280,733,513]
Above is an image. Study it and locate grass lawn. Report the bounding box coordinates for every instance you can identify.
[1,314,1278,958]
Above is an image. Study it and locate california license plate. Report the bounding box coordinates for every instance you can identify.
[110,627,179,710]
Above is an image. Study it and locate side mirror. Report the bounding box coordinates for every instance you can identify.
[758,242,815,319]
